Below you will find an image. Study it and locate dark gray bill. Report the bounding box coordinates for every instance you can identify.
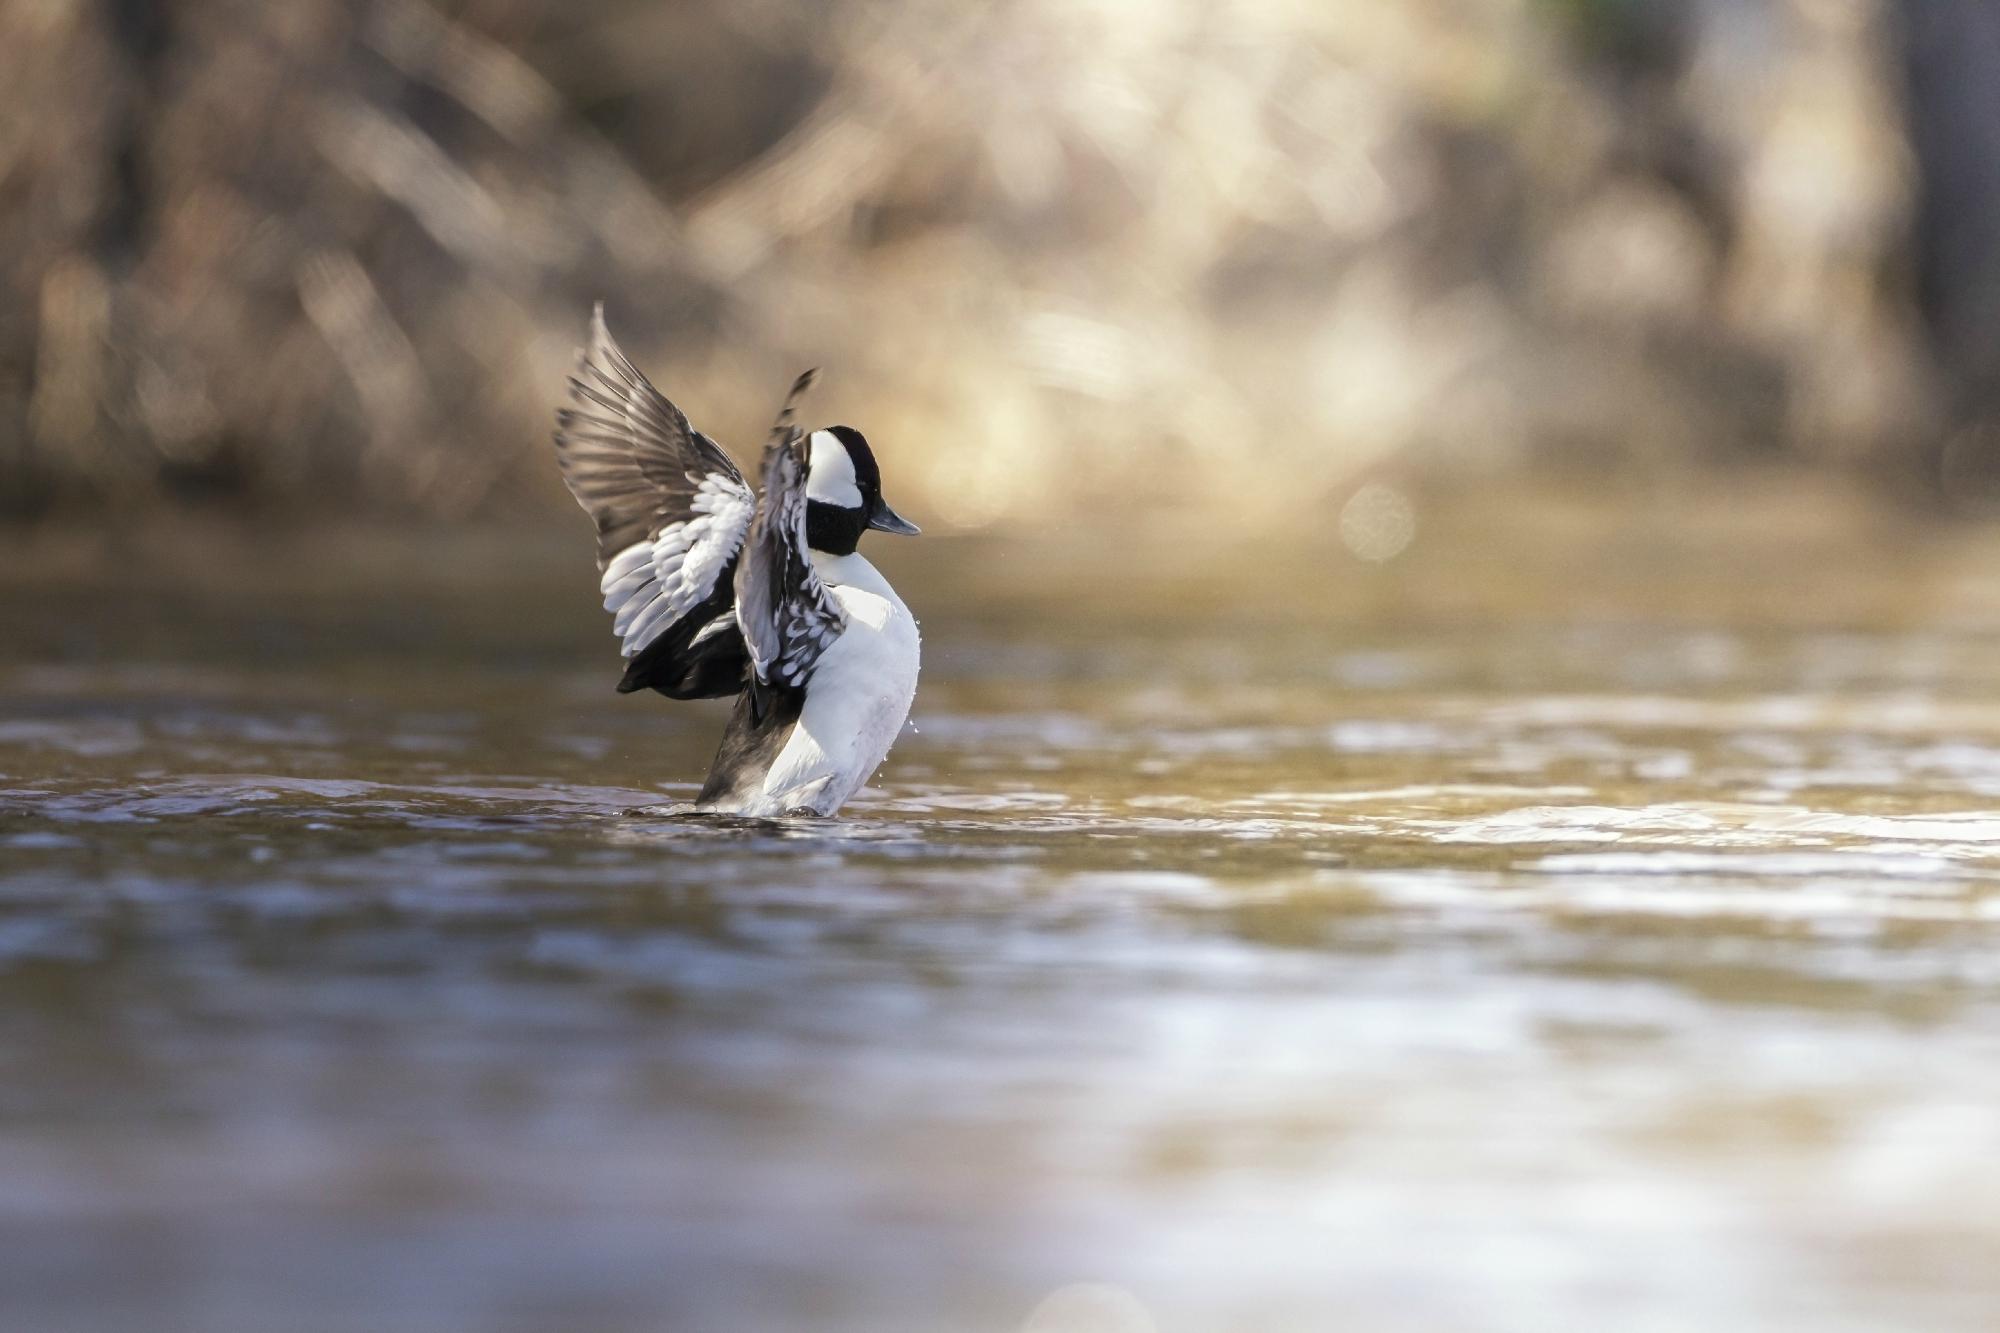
[868,501,921,536]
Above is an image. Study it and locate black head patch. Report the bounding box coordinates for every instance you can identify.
[824,426,881,498]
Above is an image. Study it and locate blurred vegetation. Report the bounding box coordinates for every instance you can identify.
[4,0,1999,528]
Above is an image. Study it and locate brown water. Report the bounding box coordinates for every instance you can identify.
[5,489,2000,1332]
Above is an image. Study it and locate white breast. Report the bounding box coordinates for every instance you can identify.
[750,552,920,815]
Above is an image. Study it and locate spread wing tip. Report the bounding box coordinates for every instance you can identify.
[552,299,756,576]
[767,368,820,452]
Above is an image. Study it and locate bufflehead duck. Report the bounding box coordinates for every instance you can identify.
[552,305,922,817]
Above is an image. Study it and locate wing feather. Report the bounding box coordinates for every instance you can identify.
[734,370,846,714]
[552,304,756,667]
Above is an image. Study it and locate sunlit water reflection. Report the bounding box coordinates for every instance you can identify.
[4,514,2000,1331]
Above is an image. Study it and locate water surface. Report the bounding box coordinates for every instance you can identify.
[5,496,2000,1332]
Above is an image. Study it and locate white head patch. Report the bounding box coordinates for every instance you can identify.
[805,429,863,508]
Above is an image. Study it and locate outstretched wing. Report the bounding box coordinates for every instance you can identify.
[734,370,846,715]
[553,305,755,678]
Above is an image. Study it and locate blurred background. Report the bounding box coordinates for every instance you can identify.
[16,5,2000,1333]
[9,0,2000,528]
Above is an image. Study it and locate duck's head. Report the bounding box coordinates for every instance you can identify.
[804,425,920,555]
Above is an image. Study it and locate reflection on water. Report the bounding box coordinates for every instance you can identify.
[5,503,2000,1331]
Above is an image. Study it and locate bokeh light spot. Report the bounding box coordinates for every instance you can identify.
[1021,1281,1157,1333]
[1338,481,1416,562]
